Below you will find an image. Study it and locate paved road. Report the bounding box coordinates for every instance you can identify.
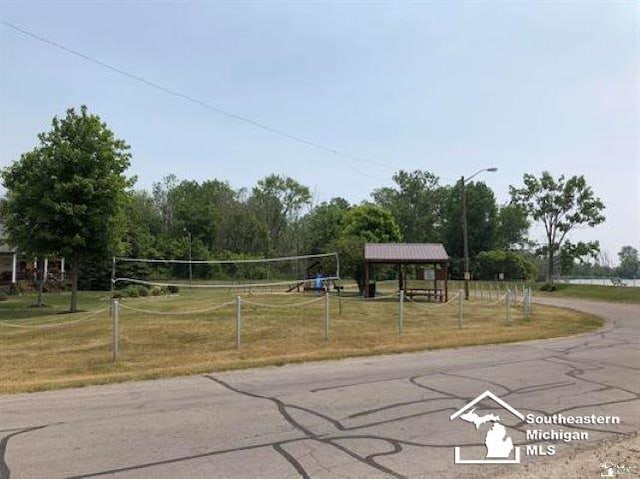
[1,299,638,478]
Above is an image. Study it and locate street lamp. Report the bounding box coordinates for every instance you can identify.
[184,228,192,285]
[461,167,498,300]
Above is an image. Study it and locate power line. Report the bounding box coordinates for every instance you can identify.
[1,19,400,176]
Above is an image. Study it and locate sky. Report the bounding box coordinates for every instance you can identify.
[0,1,638,264]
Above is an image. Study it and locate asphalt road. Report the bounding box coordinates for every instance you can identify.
[1,298,638,478]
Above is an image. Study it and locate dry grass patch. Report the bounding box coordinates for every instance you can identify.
[0,290,602,394]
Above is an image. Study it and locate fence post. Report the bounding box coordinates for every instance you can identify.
[457,290,463,329]
[398,289,404,335]
[324,290,330,340]
[113,299,120,362]
[236,296,242,349]
[505,288,512,326]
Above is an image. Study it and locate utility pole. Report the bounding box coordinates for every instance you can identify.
[461,176,470,301]
[461,167,498,300]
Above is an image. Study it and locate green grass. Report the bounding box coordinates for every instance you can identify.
[0,289,602,394]
[533,283,640,303]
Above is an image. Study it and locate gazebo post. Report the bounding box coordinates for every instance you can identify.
[444,262,449,302]
[364,261,370,297]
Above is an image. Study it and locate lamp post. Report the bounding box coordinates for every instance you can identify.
[461,167,498,300]
[184,228,192,285]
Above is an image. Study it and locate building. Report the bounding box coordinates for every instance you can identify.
[0,224,65,286]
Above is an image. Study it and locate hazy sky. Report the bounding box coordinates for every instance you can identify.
[0,1,637,263]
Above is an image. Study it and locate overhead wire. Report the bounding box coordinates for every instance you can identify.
[1,20,401,181]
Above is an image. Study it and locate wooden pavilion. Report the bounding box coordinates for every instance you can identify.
[363,243,449,301]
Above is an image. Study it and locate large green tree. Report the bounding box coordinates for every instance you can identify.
[1,106,134,311]
[440,180,498,263]
[617,245,639,279]
[299,198,350,254]
[330,203,401,290]
[249,174,311,254]
[494,204,531,250]
[372,170,442,243]
[510,172,605,283]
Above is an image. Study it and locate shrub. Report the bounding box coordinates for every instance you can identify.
[473,250,538,281]
[150,286,162,296]
[167,285,180,294]
[539,283,557,292]
[125,286,139,298]
[137,286,149,297]
[0,291,7,301]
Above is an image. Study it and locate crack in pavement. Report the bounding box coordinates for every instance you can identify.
[0,425,48,479]
[4,298,637,478]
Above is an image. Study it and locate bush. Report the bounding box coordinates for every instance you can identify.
[125,286,139,298]
[473,250,538,281]
[137,286,149,297]
[167,285,180,294]
[150,286,162,296]
[9,282,23,295]
[539,283,557,292]
[0,291,7,301]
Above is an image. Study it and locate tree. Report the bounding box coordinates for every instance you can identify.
[299,198,350,254]
[372,170,442,243]
[510,172,605,283]
[494,204,531,250]
[618,246,639,279]
[330,204,401,289]
[439,181,498,269]
[249,175,311,254]
[0,106,134,311]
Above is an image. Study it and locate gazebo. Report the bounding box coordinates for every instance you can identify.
[363,243,449,301]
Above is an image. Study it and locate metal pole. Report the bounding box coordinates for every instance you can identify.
[110,256,116,315]
[113,299,119,362]
[236,296,242,348]
[188,231,193,286]
[505,288,512,326]
[457,290,463,329]
[324,290,330,340]
[398,289,404,335]
[338,279,342,317]
[461,176,470,300]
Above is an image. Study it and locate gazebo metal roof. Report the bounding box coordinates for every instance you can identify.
[364,243,449,263]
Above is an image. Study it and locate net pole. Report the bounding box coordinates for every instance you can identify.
[113,299,120,362]
[324,290,330,340]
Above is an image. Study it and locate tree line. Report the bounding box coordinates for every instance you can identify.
[1,107,615,311]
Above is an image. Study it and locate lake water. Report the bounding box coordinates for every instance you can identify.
[557,278,639,288]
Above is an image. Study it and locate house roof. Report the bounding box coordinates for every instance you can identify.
[364,243,449,263]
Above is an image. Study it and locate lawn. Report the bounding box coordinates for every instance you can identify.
[0,288,602,394]
[533,283,640,303]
